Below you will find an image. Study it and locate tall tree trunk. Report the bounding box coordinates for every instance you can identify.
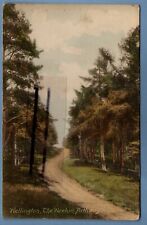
[3,75,7,151]
[112,141,116,165]
[92,146,96,163]
[90,145,93,163]
[79,133,83,160]
[83,140,87,162]
[100,135,107,171]
[77,147,80,158]
[3,48,7,150]
[120,130,126,173]
[3,108,7,150]
[10,125,16,169]
[120,142,125,173]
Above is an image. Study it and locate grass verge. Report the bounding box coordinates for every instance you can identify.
[62,158,140,213]
[3,150,100,219]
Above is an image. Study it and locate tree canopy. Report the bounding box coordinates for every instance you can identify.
[67,26,140,177]
[3,4,57,172]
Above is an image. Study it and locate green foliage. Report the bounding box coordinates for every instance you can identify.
[63,158,139,212]
[67,26,140,175]
[3,4,57,171]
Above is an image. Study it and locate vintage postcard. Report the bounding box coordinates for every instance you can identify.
[3,3,140,220]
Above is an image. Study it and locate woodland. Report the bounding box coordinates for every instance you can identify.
[3,4,57,177]
[67,25,140,177]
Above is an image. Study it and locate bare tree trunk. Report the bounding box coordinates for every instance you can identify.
[92,146,96,163]
[79,133,83,160]
[3,78,8,151]
[3,108,7,150]
[86,144,89,162]
[89,146,93,163]
[80,140,85,161]
[11,125,16,168]
[120,127,127,173]
[83,140,87,161]
[77,147,80,158]
[120,142,125,173]
[100,136,107,171]
[112,141,116,165]
[3,48,7,151]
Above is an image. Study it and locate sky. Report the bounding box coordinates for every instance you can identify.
[16,4,139,146]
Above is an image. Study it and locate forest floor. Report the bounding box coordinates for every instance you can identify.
[3,149,98,219]
[44,148,139,220]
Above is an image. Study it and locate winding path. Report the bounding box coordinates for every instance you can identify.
[44,148,139,220]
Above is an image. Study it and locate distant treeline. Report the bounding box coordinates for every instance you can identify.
[67,26,140,178]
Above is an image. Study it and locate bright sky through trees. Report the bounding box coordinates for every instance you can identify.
[16,4,139,146]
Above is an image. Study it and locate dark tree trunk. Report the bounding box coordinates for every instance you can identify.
[112,141,116,165]
[120,130,126,173]
[100,136,107,171]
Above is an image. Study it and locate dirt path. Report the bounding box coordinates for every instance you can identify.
[44,148,139,220]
